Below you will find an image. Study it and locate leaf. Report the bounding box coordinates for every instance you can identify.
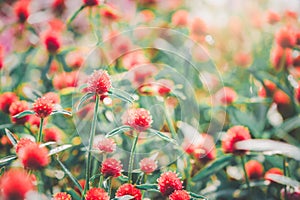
[51,110,72,116]
[105,125,132,138]
[13,110,34,118]
[118,175,129,182]
[108,88,135,104]
[234,139,300,161]
[0,155,17,166]
[112,195,134,200]
[39,141,56,147]
[66,188,81,200]
[0,124,13,130]
[192,155,233,181]
[5,129,18,146]
[148,129,177,144]
[135,184,158,190]
[76,93,94,111]
[266,174,300,188]
[56,157,83,192]
[49,144,72,156]
[273,115,300,137]
[189,192,208,200]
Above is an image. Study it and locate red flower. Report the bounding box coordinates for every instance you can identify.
[100,5,120,21]
[44,92,60,104]
[96,138,116,153]
[101,158,123,178]
[273,90,290,105]
[0,92,19,114]
[275,27,296,49]
[139,157,157,174]
[9,100,30,124]
[75,179,85,195]
[53,192,72,200]
[44,127,62,142]
[122,108,152,132]
[215,87,237,105]
[266,10,280,24]
[172,10,189,27]
[87,70,112,95]
[271,46,293,70]
[16,138,34,154]
[19,143,50,170]
[157,172,183,196]
[169,190,191,200]
[53,71,78,90]
[258,80,277,98]
[190,17,207,36]
[85,188,109,200]
[222,125,251,154]
[42,31,62,54]
[245,160,264,180]
[83,0,99,6]
[14,0,30,23]
[264,168,283,181]
[52,0,66,15]
[66,51,84,69]
[32,97,54,118]
[116,184,142,200]
[0,169,34,200]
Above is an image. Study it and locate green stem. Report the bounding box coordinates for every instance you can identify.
[283,157,288,200]
[98,154,106,188]
[108,178,112,197]
[37,118,44,143]
[164,101,177,139]
[67,5,86,26]
[83,95,100,197]
[240,155,250,190]
[128,135,139,183]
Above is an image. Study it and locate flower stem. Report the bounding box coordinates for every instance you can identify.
[37,118,44,143]
[108,178,112,197]
[83,95,100,197]
[128,135,138,183]
[240,155,250,190]
[67,5,86,26]
[164,101,177,139]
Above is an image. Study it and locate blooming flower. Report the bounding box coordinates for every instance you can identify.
[41,30,62,54]
[273,90,290,105]
[44,127,62,142]
[214,87,237,105]
[245,160,264,180]
[169,190,191,200]
[115,184,142,200]
[122,108,152,132]
[53,192,72,200]
[0,92,19,114]
[44,92,60,104]
[32,97,54,118]
[87,70,112,95]
[172,10,189,27]
[83,0,100,6]
[139,157,157,174]
[53,71,78,90]
[264,168,283,181]
[157,171,183,196]
[101,158,123,178]
[96,138,116,153]
[275,27,296,49]
[14,0,31,23]
[85,188,109,200]
[271,46,293,70]
[9,100,29,124]
[15,138,34,154]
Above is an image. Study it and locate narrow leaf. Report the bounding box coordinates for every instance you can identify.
[76,93,94,111]
[39,141,56,147]
[189,192,208,200]
[49,144,72,156]
[148,129,177,144]
[13,110,34,118]
[135,184,158,190]
[266,174,300,188]
[0,124,13,130]
[51,110,72,116]
[66,188,81,200]
[0,155,17,166]
[108,92,133,104]
[5,129,18,146]
[112,195,134,200]
[106,125,132,138]
[109,88,135,101]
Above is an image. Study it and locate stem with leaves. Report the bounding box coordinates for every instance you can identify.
[128,134,139,183]
[37,118,44,143]
[163,101,177,139]
[240,155,250,190]
[67,5,86,26]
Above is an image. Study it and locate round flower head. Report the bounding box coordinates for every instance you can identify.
[139,157,157,174]
[264,168,283,181]
[215,87,237,105]
[96,138,116,153]
[0,92,19,114]
[83,0,99,6]
[245,160,264,180]
[169,190,191,200]
[157,171,183,196]
[87,70,112,95]
[16,138,34,154]
[14,0,30,23]
[122,108,152,132]
[116,184,142,200]
[0,169,34,200]
[19,143,50,170]
[44,92,60,104]
[44,127,62,142]
[101,158,123,178]
[53,192,72,200]
[275,27,296,49]
[222,125,251,154]
[9,100,30,124]
[42,30,62,54]
[33,97,54,118]
[85,188,109,200]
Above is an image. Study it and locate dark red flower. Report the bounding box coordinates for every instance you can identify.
[9,100,30,124]
[222,125,251,154]
[85,188,109,200]
[14,0,30,23]
[52,0,66,15]
[122,108,152,132]
[139,157,157,174]
[32,97,54,118]
[264,168,283,181]
[115,184,142,200]
[258,80,277,98]
[157,172,183,196]
[16,138,34,154]
[44,127,62,142]
[169,190,191,200]
[87,70,112,95]
[42,31,62,54]
[0,92,19,114]
[53,192,72,200]
[275,27,296,49]
[101,158,123,178]
[0,169,34,200]
[96,138,116,153]
[83,0,99,6]
[245,160,264,180]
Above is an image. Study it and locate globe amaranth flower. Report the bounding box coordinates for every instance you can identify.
[44,92,60,104]
[139,157,157,174]
[101,158,123,178]
[157,171,183,196]
[96,138,116,153]
[122,108,152,132]
[32,97,54,118]
[245,160,264,180]
[215,87,237,105]
[222,125,251,155]
[264,168,283,181]
[15,138,34,154]
[0,92,19,114]
[87,70,112,95]
[115,184,142,200]
[275,27,296,49]
[83,0,99,6]
[53,192,72,200]
[42,30,62,54]
[0,169,35,200]
[169,190,191,200]
[85,188,109,200]
[9,100,30,124]
[14,0,31,23]
[44,127,62,142]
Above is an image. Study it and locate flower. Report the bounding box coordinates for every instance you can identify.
[42,30,62,54]
[44,92,60,104]
[264,168,283,181]
[172,10,189,27]
[75,179,85,195]
[52,0,66,15]
[100,5,120,21]
[44,127,62,142]
[18,143,50,170]
[83,0,100,6]
[87,70,112,95]
[115,184,142,200]
[0,169,34,200]
[15,138,34,154]
[266,10,280,24]
[122,108,152,132]
[222,125,251,154]
[32,97,54,118]
[66,51,84,69]
[157,171,183,196]
[215,87,237,105]
[169,190,191,200]
[85,188,109,200]
[53,192,72,200]
[101,158,123,177]
[273,90,290,105]
[14,0,30,23]
[271,46,293,70]
[96,138,116,153]
[53,71,78,90]
[0,92,19,114]
[275,27,296,49]
[139,157,157,174]
[245,160,264,180]
[9,100,30,124]
[258,80,277,98]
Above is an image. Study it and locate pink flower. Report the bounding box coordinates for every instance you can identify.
[139,157,157,174]
[87,70,112,95]
[122,108,152,132]
[101,158,123,178]
[96,138,116,153]
[116,184,142,200]
[157,172,183,196]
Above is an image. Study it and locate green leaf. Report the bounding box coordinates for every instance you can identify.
[265,174,300,188]
[66,188,81,200]
[273,115,300,137]
[56,157,83,192]
[51,110,72,116]
[0,155,17,166]
[118,175,129,182]
[148,129,177,144]
[76,93,94,111]
[5,129,18,146]
[108,88,135,104]
[112,195,134,200]
[189,192,208,200]
[56,54,72,72]
[39,141,56,147]
[235,139,300,161]
[106,125,132,138]
[135,184,158,190]
[13,110,34,118]
[49,144,72,156]
[192,155,233,181]
[0,124,13,130]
